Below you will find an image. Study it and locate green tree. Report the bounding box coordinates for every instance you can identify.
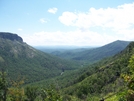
[25,86,38,101]
[8,76,25,101]
[0,71,8,101]
[120,55,134,101]
[126,54,134,100]
[40,86,62,101]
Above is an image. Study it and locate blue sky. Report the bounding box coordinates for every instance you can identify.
[0,0,134,46]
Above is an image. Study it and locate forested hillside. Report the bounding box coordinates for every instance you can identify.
[0,32,79,83]
[60,41,134,100]
[25,41,134,101]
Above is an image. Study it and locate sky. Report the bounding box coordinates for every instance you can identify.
[0,0,134,46]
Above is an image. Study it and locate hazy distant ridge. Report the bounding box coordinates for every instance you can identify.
[46,40,130,64]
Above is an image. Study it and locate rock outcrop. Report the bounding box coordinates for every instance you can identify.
[0,32,23,42]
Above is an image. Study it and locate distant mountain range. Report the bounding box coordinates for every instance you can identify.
[38,40,130,64]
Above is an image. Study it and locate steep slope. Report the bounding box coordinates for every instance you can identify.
[51,40,130,64]
[62,41,134,100]
[0,32,79,83]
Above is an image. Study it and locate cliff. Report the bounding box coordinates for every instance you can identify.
[0,32,23,42]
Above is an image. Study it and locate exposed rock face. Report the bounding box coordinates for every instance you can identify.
[0,32,23,42]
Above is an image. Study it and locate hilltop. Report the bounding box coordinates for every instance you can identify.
[0,32,23,42]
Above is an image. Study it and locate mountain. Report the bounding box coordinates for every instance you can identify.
[0,32,133,100]
[0,32,23,42]
[35,46,93,54]
[0,32,79,83]
[50,40,130,64]
[60,41,134,100]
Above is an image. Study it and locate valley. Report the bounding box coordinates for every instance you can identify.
[1,1,134,100]
[36,40,130,65]
[0,32,134,101]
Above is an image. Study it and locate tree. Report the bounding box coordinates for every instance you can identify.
[126,54,134,100]
[0,71,8,101]
[120,55,134,101]
[25,86,38,101]
[40,85,62,101]
[8,75,25,101]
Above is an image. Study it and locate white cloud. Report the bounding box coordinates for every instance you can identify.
[23,28,134,47]
[48,7,58,14]
[59,12,77,26]
[59,2,134,31]
[23,2,134,46]
[40,18,47,23]
[23,30,119,46]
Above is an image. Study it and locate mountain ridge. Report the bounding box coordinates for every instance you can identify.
[0,32,79,83]
[48,40,130,64]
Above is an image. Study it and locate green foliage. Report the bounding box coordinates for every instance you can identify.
[119,54,134,101]
[25,86,38,101]
[8,76,25,101]
[8,87,25,101]
[0,72,63,101]
[40,87,62,101]
[0,71,8,101]
[117,91,127,101]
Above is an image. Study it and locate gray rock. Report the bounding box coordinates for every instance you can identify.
[0,32,23,42]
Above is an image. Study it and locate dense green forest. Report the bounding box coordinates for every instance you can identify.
[0,32,134,101]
